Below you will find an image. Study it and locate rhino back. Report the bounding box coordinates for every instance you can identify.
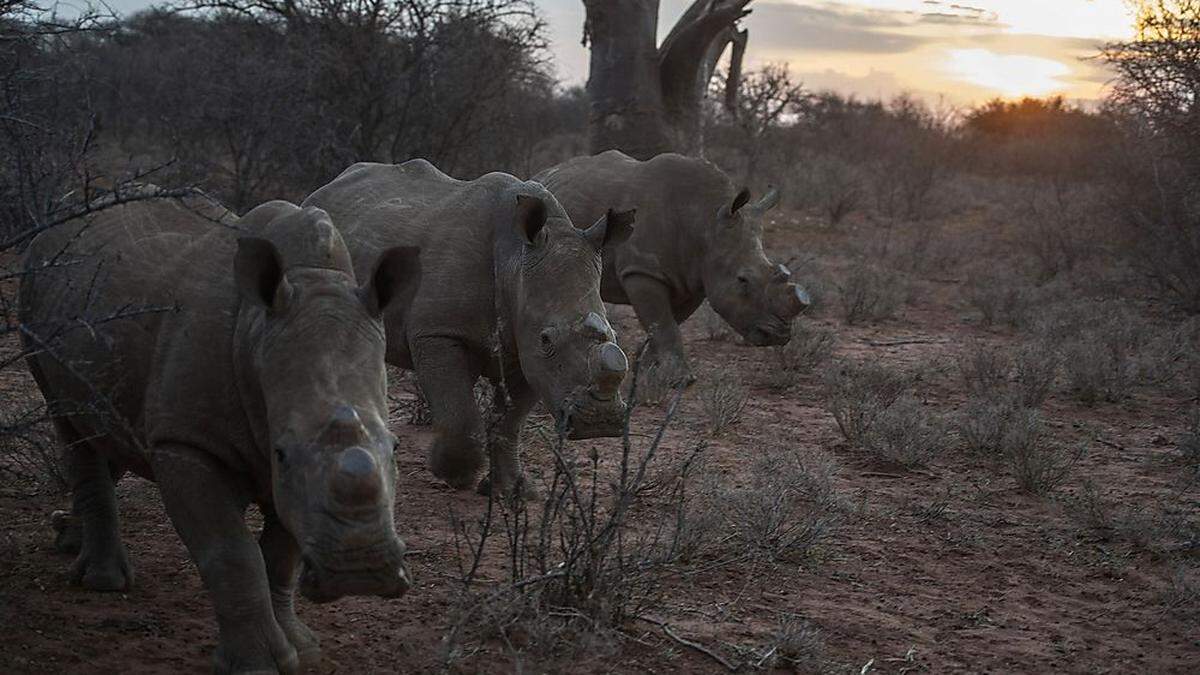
[21,197,251,477]
[304,161,529,362]
[537,151,730,298]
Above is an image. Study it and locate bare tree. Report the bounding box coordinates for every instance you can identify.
[710,63,804,183]
[1100,1,1200,312]
[581,0,753,158]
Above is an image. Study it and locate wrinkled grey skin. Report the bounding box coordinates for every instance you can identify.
[303,160,632,497]
[534,150,811,382]
[21,195,418,673]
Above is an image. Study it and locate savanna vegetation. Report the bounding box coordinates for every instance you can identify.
[2,0,1198,672]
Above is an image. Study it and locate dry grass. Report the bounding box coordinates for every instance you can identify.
[699,371,748,435]
[822,362,946,467]
[837,262,906,325]
[956,397,1078,494]
[823,362,914,447]
[763,322,836,391]
[706,446,842,561]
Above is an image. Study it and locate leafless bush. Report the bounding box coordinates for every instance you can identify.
[823,362,915,447]
[957,343,1010,400]
[760,616,827,672]
[799,154,864,227]
[962,268,1037,328]
[699,371,747,435]
[763,322,836,391]
[444,350,692,662]
[838,262,906,325]
[1012,340,1060,407]
[1014,182,1102,280]
[714,446,840,560]
[956,398,1076,494]
[1057,306,1149,405]
[862,395,950,467]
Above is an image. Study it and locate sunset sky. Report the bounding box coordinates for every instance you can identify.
[541,0,1135,103]
[97,0,1138,104]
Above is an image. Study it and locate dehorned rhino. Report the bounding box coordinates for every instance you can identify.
[302,160,633,496]
[20,195,419,673]
[534,151,811,382]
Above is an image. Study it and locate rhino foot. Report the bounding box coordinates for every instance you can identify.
[429,431,485,490]
[278,615,320,671]
[477,474,540,502]
[213,630,299,675]
[51,510,82,554]
[69,544,134,592]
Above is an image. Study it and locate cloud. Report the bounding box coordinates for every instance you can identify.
[751,2,934,54]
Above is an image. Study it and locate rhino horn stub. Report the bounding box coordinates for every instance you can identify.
[789,284,812,315]
[590,342,628,398]
[582,311,611,341]
[332,446,382,506]
[598,342,627,373]
[320,405,369,447]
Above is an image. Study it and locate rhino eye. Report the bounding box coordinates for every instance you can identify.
[274,447,287,466]
[539,328,556,357]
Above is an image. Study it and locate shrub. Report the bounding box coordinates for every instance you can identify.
[699,372,748,435]
[956,397,1076,494]
[838,262,906,325]
[823,362,914,446]
[1012,339,1059,407]
[764,323,836,391]
[861,395,950,467]
[805,154,864,227]
[962,268,1036,328]
[698,446,841,562]
[956,342,1010,400]
[1057,306,1148,405]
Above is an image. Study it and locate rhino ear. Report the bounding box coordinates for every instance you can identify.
[360,246,421,318]
[729,187,752,215]
[235,236,292,312]
[514,195,548,246]
[583,207,636,251]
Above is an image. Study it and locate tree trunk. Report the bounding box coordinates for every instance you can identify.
[582,0,753,159]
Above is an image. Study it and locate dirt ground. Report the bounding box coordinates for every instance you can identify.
[1,212,1197,673]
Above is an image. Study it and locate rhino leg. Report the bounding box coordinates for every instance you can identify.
[622,275,695,387]
[152,445,298,675]
[60,421,134,592]
[412,337,486,490]
[259,511,320,669]
[477,375,539,500]
[51,508,82,554]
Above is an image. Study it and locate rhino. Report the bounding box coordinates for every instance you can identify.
[533,151,811,382]
[20,195,418,673]
[302,160,633,496]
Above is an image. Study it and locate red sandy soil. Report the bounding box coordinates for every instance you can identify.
[1,214,1197,673]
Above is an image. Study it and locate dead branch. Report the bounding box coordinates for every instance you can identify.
[639,616,739,672]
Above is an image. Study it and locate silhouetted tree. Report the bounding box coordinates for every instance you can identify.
[581,0,753,158]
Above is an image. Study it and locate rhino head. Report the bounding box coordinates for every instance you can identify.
[234,204,419,604]
[702,187,811,346]
[503,192,635,439]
